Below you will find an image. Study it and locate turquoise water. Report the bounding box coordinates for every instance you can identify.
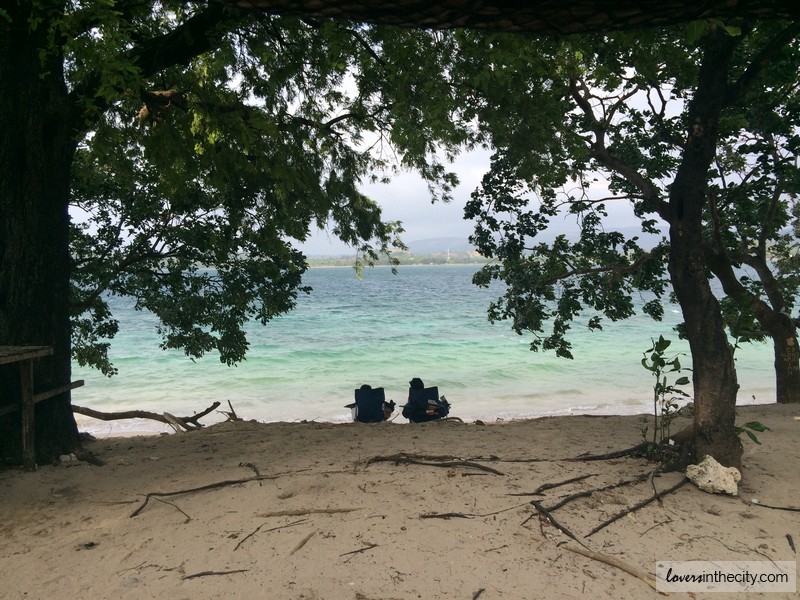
[72,264,776,434]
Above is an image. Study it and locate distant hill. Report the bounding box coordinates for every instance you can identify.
[404,237,476,254]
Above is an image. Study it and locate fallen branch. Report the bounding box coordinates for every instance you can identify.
[586,477,687,537]
[751,501,800,512]
[422,501,531,520]
[220,399,242,422]
[367,453,504,475]
[182,569,249,580]
[234,519,307,551]
[562,544,661,593]
[73,401,220,431]
[254,508,362,518]
[340,542,379,562]
[532,500,589,550]
[131,474,278,517]
[420,512,472,520]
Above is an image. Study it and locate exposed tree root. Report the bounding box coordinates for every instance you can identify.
[366,453,505,475]
[586,477,688,537]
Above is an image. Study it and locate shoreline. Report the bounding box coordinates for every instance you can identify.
[3,404,798,599]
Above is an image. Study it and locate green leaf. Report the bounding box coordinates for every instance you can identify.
[745,430,761,445]
[674,376,690,385]
[741,421,771,433]
[686,20,706,45]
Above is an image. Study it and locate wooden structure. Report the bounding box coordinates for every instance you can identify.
[0,346,83,470]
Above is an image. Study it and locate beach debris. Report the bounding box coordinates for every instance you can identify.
[563,545,659,592]
[288,529,317,555]
[787,534,796,554]
[182,569,249,580]
[686,455,741,496]
[73,401,221,432]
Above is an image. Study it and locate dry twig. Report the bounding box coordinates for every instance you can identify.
[562,544,661,593]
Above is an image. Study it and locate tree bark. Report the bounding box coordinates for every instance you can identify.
[0,2,80,464]
[667,30,744,468]
[705,249,800,405]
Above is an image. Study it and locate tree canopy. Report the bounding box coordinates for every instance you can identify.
[222,0,800,35]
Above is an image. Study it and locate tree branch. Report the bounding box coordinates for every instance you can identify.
[569,76,669,220]
[726,22,800,107]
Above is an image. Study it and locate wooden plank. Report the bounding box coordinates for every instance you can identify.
[20,361,36,470]
[32,380,85,403]
[0,380,85,417]
[0,346,53,365]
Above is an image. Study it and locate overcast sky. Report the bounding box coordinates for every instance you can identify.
[298,148,648,256]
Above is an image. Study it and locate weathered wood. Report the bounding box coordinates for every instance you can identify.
[73,401,221,431]
[0,380,85,417]
[0,345,53,365]
[20,360,35,470]
[33,380,84,403]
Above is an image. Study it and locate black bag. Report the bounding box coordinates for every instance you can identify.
[402,386,450,422]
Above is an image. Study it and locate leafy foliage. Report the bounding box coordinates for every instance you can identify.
[453,24,800,374]
[63,5,466,374]
[640,336,690,445]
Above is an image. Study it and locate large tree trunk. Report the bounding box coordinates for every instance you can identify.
[0,2,80,465]
[771,318,800,404]
[705,249,800,405]
[668,30,744,469]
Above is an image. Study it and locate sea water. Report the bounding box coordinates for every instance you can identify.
[72,264,776,434]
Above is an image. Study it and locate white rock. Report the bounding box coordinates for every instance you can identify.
[686,455,742,496]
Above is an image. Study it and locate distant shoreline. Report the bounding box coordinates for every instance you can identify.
[306,253,489,268]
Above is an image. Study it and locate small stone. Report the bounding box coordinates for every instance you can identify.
[686,455,741,496]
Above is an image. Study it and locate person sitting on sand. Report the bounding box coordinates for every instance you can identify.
[346,384,396,423]
[402,377,450,422]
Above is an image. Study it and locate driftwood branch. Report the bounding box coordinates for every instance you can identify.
[73,401,221,431]
[563,544,661,593]
[367,453,504,475]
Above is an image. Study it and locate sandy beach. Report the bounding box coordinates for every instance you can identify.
[1,403,798,599]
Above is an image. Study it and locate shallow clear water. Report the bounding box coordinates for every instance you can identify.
[72,264,776,434]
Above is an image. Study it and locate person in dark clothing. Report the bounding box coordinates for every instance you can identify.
[402,377,450,422]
